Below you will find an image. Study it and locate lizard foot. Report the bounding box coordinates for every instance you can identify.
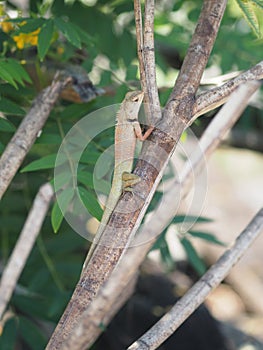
[122,172,141,192]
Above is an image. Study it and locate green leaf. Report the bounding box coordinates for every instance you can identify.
[0,98,25,116]
[5,59,32,85]
[54,18,81,48]
[74,25,95,46]
[35,133,62,145]
[0,317,18,350]
[180,237,206,275]
[0,117,16,132]
[250,0,263,8]
[21,154,60,172]
[51,203,63,234]
[0,60,18,88]
[0,59,31,89]
[159,236,174,269]
[59,102,91,119]
[0,142,4,153]
[38,19,55,61]
[79,170,111,195]
[78,186,103,221]
[188,231,226,246]
[235,0,261,37]
[77,171,94,188]
[18,316,46,350]
[51,188,75,233]
[172,215,213,224]
[80,151,101,165]
[15,18,44,33]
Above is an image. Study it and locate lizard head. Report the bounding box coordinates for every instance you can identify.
[124,90,144,118]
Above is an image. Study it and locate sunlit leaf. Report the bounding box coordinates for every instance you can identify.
[251,0,263,8]
[235,0,261,37]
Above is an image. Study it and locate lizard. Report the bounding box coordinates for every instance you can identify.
[82,90,154,271]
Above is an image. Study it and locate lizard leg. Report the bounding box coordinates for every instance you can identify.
[132,121,154,141]
[122,171,141,192]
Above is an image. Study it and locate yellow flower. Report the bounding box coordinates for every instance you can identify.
[13,28,40,49]
[0,20,14,33]
[57,46,64,55]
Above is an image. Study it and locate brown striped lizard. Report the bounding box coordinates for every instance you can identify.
[82,90,153,271]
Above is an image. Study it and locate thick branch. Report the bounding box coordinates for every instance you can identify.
[0,74,71,200]
[52,81,260,348]
[165,0,227,128]
[128,208,263,350]
[0,183,53,321]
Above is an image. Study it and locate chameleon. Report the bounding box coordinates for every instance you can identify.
[82,90,153,270]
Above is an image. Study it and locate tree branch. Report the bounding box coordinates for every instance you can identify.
[165,0,227,129]
[53,80,260,349]
[137,80,261,244]
[134,0,161,122]
[0,74,71,200]
[0,183,53,322]
[46,2,228,347]
[191,60,263,123]
[128,208,263,350]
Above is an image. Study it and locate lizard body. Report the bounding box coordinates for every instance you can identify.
[83,90,153,270]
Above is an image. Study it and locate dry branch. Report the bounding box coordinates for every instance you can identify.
[0,74,71,200]
[0,183,53,321]
[134,0,161,124]
[54,80,260,348]
[128,208,263,350]
[192,60,263,122]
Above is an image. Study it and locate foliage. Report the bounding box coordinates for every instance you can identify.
[234,0,263,37]
[0,0,262,347]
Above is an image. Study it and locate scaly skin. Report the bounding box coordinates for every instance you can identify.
[82,90,154,270]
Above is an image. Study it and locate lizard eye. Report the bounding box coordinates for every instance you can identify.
[133,97,139,102]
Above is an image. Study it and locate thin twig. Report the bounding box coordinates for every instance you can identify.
[134,0,147,93]
[0,183,54,321]
[134,0,161,123]
[128,208,263,350]
[191,60,263,123]
[0,74,71,200]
